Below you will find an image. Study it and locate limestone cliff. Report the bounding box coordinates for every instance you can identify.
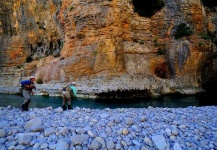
[0,0,216,97]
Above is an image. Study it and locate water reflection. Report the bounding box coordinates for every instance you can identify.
[0,93,216,109]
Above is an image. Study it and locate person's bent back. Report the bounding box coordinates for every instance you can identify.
[20,76,36,111]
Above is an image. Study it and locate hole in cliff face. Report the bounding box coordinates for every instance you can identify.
[154,63,170,79]
[201,0,217,8]
[95,89,151,99]
[201,59,217,93]
[214,40,217,47]
[132,0,165,17]
[37,42,42,47]
[57,39,61,48]
[49,42,53,50]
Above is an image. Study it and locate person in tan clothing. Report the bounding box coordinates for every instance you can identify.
[61,85,72,110]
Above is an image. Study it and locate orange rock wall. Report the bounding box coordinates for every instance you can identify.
[0,0,216,95]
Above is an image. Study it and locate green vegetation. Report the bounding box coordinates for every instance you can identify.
[36,78,43,84]
[69,6,74,11]
[132,0,165,17]
[157,48,166,55]
[153,38,166,55]
[94,51,98,56]
[153,38,158,43]
[174,23,193,39]
[201,30,217,48]
[201,31,216,41]
[16,65,24,69]
[153,38,160,47]
[26,55,33,63]
[139,41,144,44]
[198,42,203,47]
[59,40,64,49]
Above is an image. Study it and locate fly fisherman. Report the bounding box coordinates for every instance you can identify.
[61,82,77,110]
[62,85,72,110]
[20,76,36,111]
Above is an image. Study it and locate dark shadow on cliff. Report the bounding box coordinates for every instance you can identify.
[95,89,152,100]
[202,78,217,94]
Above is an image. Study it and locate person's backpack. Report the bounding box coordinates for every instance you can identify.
[63,85,70,91]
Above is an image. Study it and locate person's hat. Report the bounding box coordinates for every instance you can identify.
[71,82,76,85]
[30,76,36,79]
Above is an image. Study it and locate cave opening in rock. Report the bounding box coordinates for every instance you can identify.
[132,0,165,17]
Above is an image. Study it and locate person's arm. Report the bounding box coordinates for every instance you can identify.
[30,83,36,94]
[30,83,36,90]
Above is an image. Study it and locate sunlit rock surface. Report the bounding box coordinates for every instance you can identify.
[0,0,216,96]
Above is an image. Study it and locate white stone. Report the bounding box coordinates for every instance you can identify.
[56,141,69,150]
[151,135,170,150]
[24,117,42,132]
[173,142,182,150]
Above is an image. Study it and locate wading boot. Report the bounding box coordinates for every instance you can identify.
[25,100,30,111]
[21,104,25,111]
[62,105,66,111]
[21,103,28,111]
[68,105,72,110]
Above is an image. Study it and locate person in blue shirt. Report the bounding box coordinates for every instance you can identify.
[20,76,36,111]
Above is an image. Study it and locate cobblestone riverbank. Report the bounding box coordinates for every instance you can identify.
[0,106,216,150]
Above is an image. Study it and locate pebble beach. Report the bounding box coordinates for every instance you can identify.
[0,106,217,150]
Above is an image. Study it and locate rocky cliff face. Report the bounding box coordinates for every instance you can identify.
[0,0,216,97]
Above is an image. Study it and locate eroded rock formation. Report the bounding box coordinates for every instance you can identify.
[0,0,216,97]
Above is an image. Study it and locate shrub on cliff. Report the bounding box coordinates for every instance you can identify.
[26,55,33,63]
[201,30,217,50]
[174,23,193,39]
[36,78,43,84]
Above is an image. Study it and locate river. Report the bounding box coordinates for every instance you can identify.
[0,92,216,109]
